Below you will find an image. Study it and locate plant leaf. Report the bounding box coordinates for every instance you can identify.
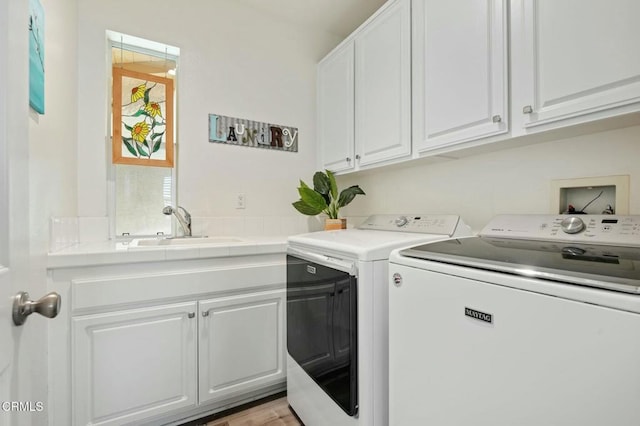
[338,185,366,208]
[292,200,323,216]
[135,142,149,157]
[326,169,338,199]
[123,122,133,132]
[131,109,150,117]
[153,139,162,153]
[122,137,137,156]
[151,130,165,142]
[313,171,330,195]
[299,180,310,190]
[298,187,328,211]
[143,87,152,105]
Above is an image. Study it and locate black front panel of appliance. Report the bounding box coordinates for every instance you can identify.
[286,255,358,416]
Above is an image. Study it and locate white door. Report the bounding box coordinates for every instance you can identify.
[0,11,11,419]
[413,0,508,152]
[355,0,411,167]
[1,0,37,424]
[198,290,286,405]
[512,0,640,129]
[317,41,355,173]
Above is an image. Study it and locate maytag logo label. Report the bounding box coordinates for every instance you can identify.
[465,307,493,324]
[306,265,316,274]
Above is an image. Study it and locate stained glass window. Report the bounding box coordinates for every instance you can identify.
[112,68,174,167]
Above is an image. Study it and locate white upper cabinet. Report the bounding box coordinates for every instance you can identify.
[413,0,508,152]
[318,0,411,173]
[318,0,640,171]
[355,0,412,167]
[511,0,640,130]
[318,41,355,173]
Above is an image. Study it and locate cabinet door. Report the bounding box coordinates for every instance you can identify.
[513,0,640,128]
[72,302,198,426]
[318,41,355,173]
[198,289,286,405]
[355,0,411,167]
[413,0,508,152]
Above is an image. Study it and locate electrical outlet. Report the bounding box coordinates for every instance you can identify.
[236,193,246,209]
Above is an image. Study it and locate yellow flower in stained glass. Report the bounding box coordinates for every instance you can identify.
[131,121,150,143]
[131,83,146,103]
[144,102,162,118]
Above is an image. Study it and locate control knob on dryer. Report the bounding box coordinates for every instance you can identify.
[395,216,409,227]
[560,216,585,234]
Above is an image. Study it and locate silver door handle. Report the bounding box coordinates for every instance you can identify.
[13,291,61,326]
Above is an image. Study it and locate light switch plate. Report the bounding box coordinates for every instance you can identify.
[236,193,246,209]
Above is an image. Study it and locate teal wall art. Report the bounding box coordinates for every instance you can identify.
[209,114,298,152]
[29,0,45,114]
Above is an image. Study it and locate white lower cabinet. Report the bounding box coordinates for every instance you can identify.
[72,302,198,426]
[54,257,287,426]
[198,290,286,404]
[72,290,286,426]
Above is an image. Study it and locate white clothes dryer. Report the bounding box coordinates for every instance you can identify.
[286,214,471,426]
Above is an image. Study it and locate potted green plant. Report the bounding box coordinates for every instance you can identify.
[292,170,365,230]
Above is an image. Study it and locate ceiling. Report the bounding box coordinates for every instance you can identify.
[112,0,389,73]
[236,0,388,38]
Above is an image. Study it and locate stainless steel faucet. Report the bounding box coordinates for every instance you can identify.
[162,206,192,237]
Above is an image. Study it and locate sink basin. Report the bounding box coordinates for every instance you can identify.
[130,236,245,247]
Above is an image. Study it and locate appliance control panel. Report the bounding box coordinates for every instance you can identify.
[480,215,640,247]
[359,214,461,235]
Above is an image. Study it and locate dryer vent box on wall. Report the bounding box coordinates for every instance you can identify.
[551,176,630,215]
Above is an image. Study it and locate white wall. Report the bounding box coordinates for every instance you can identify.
[29,0,78,249]
[77,0,341,224]
[337,125,640,232]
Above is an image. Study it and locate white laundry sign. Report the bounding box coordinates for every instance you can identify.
[208,114,298,152]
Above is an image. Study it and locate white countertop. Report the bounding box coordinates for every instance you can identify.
[47,236,288,268]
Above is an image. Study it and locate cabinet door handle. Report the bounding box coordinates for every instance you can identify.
[202,311,209,317]
[346,157,351,162]
[188,312,195,319]
[492,115,502,123]
[523,105,533,114]
[355,154,361,160]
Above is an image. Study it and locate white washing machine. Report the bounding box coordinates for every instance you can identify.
[286,214,471,426]
[389,214,640,426]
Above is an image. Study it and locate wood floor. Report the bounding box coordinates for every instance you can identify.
[205,397,302,426]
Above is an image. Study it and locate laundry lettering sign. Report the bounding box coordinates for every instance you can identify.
[208,114,298,152]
